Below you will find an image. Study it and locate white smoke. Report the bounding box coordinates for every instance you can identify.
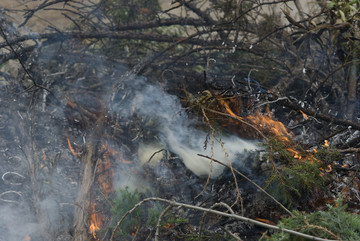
[118,79,257,178]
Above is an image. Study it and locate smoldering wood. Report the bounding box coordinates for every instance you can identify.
[72,131,99,241]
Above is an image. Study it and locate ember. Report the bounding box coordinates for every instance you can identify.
[66,132,81,157]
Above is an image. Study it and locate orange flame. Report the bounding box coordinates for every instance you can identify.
[255,218,276,225]
[218,97,327,165]
[163,223,172,228]
[89,204,102,240]
[219,98,293,143]
[96,143,132,195]
[300,110,309,120]
[41,148,47,161]
[131,225,138,236]
[65,133,81,157]
[23,235,31,241]
[97,144,114,194]
[323,140,329,147]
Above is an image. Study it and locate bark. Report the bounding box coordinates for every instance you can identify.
[72,132,98,241]
[347,63,358,120]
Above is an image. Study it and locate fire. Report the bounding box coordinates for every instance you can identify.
[89,203,102,240]
[23,235,31,241]
[220,97,294,144]
[218,97,293,143]
[255,218,276,225]
[323,140,329,147]
[65,132,81,157]
[246,111,294,144]
[131,225,138,236]
[163,223,172,228]
[96,143,133,195]
[300,110,309,120]
[41,148,47,161]
[218,97,330,167]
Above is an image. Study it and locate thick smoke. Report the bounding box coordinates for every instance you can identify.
[115,78,257,178]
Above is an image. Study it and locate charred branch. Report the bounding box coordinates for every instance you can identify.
[272,95,360,131]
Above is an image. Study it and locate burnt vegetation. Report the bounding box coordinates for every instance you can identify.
[0,0,360,241]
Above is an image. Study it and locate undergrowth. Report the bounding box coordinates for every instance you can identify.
[109,186,190,240]
[268,195,360,240]
[264,139,339,207]
[109,186,160,239]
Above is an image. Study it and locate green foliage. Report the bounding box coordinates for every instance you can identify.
[109,186,189,240]
[313,147,341,165]
[264,139,330,207]
[110,186,161,240]
[270,195,360,240]
[266,161,327,207]
[327,0,360,22]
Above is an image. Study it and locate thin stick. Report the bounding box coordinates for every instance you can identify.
[110,197,336,241]
[154,205,172,241]
[204,107,268,141]
[199,108,244,214]
[197,154,293,217]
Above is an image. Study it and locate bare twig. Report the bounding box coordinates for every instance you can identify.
[154,205,173,241]
[204,107,268,141]
[0,26,50,92]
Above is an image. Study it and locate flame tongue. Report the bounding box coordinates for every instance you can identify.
[246,111,293,143]
[219,97,293,142]
[89,203,102,240]
[218,97,330,166]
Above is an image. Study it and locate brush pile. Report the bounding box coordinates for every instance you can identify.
[1,0,360,240]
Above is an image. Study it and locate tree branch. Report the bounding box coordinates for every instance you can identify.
[110,197,337,241]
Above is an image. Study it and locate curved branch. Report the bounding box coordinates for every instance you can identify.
[110,197,337,241]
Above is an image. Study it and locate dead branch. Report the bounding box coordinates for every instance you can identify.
[72,132,98,241]
[272,95,360,131]
[110,197,337,241]
[0,31,214,49]
[154,205,173,241]
[0,26,50,92]
[338,148,360,153]
[20,0,71,27]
